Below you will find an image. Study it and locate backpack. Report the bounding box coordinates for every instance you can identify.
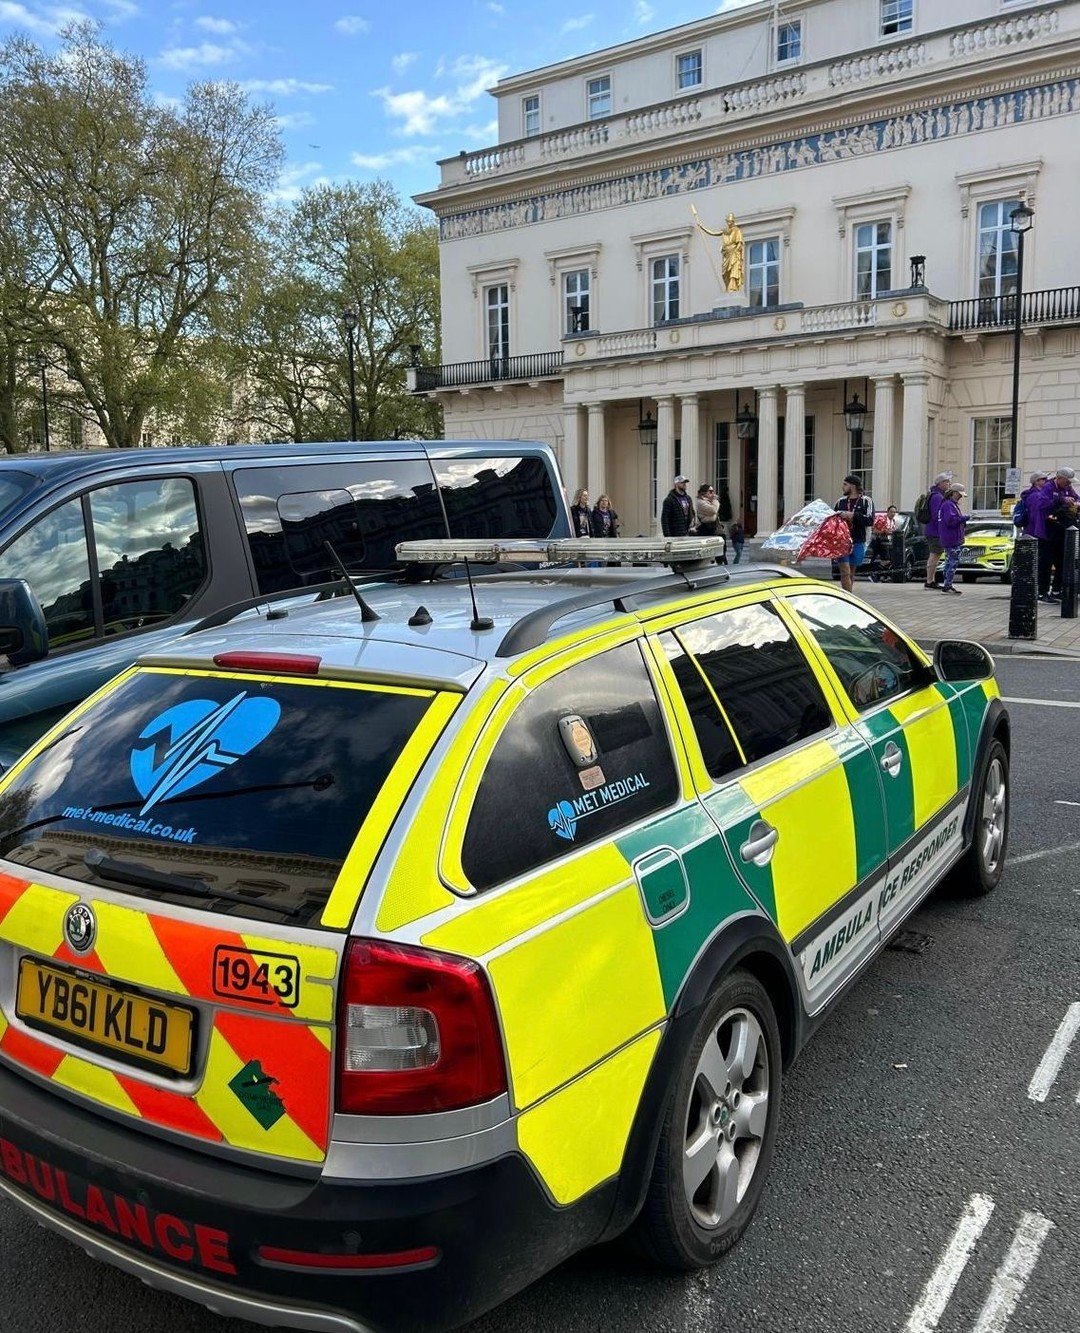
[914,491,932,524]
[1011,495,1029,528]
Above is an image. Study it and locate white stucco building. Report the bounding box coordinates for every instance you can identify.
[411,0,1080,535]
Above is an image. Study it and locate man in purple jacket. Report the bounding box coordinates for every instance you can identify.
[1031,467,1080,601]
[923,472,953,589]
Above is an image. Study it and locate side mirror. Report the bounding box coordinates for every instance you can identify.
[0,578,48,666]
[933,638,995,683]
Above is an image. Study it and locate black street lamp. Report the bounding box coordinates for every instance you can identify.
[843,392,868,439]
[1007,203,1034,487]
[342,308,359,442]
[33,350,50,452]
[735,397,758,440]
[637,399,657,447]
[909,255,926,289]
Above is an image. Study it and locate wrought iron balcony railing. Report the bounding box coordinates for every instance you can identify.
[412,350,564,391]
[948,287,1080,333]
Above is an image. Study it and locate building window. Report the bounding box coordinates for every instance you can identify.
[677,50,702,89]
[881,0,913,36]
[849,421,873,494]
[714,421,730,497]
[522,94,540,138]
[485,284,509,363]
[651,256,680,324]
[804,416,816,503]
[977,198,1021,300]
[563,269,590,334]
[747,238,780,308]
[776,21,802,62]
[971,417,1011,511]
[587,75,611,120]
[854,221,892,300]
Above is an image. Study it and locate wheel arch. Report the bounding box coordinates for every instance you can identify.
[962,696,1010,849]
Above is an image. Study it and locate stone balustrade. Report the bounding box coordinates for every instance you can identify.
[829,41,928,88]
[461,144,526,179]
[625,99,702,138]
[800,301,879,333]
[950,7,1059,57]
[721,71,806,114]
[593,330,659,357]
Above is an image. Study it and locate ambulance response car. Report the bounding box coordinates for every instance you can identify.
[0,539,1009,1333]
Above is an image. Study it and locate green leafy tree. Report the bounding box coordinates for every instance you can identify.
[0,24,281,448]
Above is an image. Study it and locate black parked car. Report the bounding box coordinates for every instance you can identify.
[832,510,930,582]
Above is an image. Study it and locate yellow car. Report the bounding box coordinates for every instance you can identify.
[0,539,1010,1332]
[957,517,1017,583]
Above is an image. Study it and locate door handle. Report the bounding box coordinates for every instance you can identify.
[740,819,778,867]
[880,742,903,778]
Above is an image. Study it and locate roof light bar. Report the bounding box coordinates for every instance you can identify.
[395,536,726,567]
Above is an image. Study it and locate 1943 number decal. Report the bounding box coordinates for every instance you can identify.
[212,946,301,1008]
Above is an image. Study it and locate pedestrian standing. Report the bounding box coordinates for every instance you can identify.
[1015,470,1048,537]
[1041,466,1080,601]
[590,494,620,538]
[570,488,592,539]
[938,484,968,594]
[693,484,720,535]
[834,474,874,592]
[729,520,745,564]
[661,475,695,537]
[922,472,952,589]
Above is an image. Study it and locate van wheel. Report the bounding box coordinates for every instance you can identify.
[952,740,1009,896]
[634,971,781,1270]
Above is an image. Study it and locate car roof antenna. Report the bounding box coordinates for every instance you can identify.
[463,558,493,631]
[323,541,380,622]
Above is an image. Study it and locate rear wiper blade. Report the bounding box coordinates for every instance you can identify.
[83,849,306,919]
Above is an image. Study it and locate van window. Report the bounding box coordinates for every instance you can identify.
[0,471,35,521]
[0,497,95,648]
[0,670,436,927]
[235,461,446,593]
[433,456,560,539]
[90,478,206,633]
[461,642,679,890]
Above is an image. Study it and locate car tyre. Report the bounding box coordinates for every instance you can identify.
[634,970,781,1270]
[961,573,976,584]
[951,739,1009,897]
[1000,569,1012,585]
[904,554,915,582]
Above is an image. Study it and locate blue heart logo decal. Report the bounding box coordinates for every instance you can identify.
[130,692,281,816]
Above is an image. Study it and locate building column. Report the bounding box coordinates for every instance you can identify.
[756,386,779,537]
[782,384,806,523]
[562,404,584,500]
[586,402,606,500]
[871,375,896,510]
[899,372,930,508]
[656,395,675,533]
[679,394,703,489]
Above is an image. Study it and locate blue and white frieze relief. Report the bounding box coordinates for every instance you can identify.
[439,79,1080,241]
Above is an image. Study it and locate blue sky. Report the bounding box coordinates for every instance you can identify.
[0,0,753,206]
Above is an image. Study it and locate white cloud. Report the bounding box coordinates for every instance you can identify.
[195,15,238,34]
[0,2,88,38]
[462,118,498,143]
[391,51,417,75]
[560,13,593,33]
[486,1,504,11]
[375,54,506,137]
[275,110,316,130]
[334,14,369,35]
[267,159,328,203]
[241,77,335,96]
[102,0,139,18]
[350,145,433,170]
[152,91,184,110]
[158,41,243,70]
[635,0,653,24]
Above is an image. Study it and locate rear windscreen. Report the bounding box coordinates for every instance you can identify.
[0,671,434,927]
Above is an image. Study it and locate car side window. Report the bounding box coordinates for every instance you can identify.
[0,497,96,649]
[787,592,923,711]
[461,641,679,890]
[663,601,832,773]
[90,478,206,633]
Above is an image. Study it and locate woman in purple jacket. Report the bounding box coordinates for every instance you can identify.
[938,484,968,594]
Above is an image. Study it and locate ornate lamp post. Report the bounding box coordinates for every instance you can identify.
[33,350,50,452]
[342,308,359,442]
[1007,203,1034,485]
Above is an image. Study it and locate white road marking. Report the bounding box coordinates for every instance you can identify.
[1055,800,1080,808]
[1002,696,1080,709]
[971,1211,1054,1333]
[1027,1004,1080,1102]
[1010,841,1080,867]
[905,1193,995,1333]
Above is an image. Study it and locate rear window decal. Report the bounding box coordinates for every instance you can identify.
[547,771,651,842]
[131,692,281,816]
[558,715,598,768]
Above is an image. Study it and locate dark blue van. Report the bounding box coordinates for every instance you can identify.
[0,441,569,766]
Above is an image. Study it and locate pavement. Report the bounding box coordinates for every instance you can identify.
[746,552,1080,658]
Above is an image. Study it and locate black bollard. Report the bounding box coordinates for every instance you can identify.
[1008,534,1038,639]
[890,528,906,583]
[1062,527,1079,619]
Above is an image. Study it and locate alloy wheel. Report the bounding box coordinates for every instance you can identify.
[981,756,1007,875]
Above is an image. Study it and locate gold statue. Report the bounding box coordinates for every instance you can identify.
[691,205,745,293]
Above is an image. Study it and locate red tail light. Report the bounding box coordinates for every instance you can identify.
[336,939,507,1116]
[213,651,321,676]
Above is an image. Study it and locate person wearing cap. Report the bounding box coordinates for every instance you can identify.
[834,474,874,592]
[661,475,695,537]
[923,471,953,590]
[1040,466,1080,601]
[937,483,968,594]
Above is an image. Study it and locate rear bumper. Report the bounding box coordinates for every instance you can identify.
[0,1062,609,1333]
